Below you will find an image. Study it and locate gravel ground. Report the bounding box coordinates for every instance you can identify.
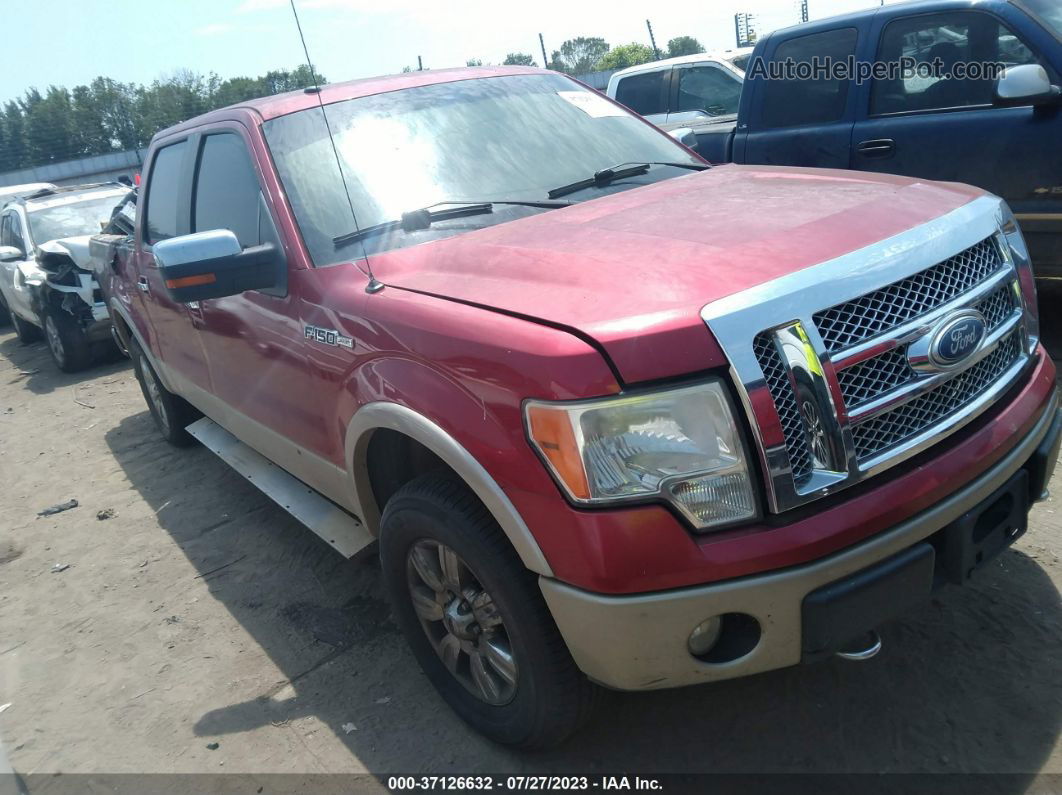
[1,284,1061,793]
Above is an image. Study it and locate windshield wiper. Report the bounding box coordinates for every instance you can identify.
[333,199,570,248]
[546,161,710,200]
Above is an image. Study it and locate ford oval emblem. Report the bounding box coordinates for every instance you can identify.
[930,311,986,367]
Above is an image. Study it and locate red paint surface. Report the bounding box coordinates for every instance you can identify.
[369,165,983,384]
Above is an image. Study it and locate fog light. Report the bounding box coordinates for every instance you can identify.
[688,616,722,656]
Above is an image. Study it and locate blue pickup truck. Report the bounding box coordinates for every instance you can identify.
[693,0,1061,275]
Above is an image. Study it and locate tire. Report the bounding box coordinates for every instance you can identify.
[0,292,10,327]
[129,338,200,446]
[10,312,40,344]
[42,306,93,373]
[380,474,600,748]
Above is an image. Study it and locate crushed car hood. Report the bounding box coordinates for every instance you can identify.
[367,165,986,384]
[38,235,94,271]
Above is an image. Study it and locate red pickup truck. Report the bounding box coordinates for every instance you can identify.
[96,66,1060,747]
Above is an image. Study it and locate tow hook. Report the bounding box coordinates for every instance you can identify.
[835,630,882,661]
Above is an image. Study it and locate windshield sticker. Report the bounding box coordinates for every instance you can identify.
[557,91,626,118]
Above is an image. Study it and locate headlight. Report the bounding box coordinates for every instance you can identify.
[997,200,1039,353]
[525,380,758,531]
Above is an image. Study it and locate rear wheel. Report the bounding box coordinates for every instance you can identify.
[42,307,93,373]
[130,338,199,446]
[10,313,40,344]
[380,474,599,748]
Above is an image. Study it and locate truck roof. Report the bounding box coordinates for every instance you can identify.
[154,65,543,139]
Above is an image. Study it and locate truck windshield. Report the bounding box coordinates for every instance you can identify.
[263,73,702,263]
[27,191,126,246]
[1020,0,1062,39]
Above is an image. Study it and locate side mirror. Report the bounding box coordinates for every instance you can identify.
[668,127,699,149]
[0,245,23,263]
[152,229,278,303]
[994,64,1061,108]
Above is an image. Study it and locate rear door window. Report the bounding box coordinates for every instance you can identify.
[144,141,188,244]
[759,28,858,129]
[614,70,669,116]
[192,132,262,247]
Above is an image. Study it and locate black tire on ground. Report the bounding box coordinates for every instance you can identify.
[42,306,93,373]
[380,474,600,748]
[10,312,40,344]
[0,292,10,327]
[129,337,200,447]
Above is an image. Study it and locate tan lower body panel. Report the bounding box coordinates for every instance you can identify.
[541,396,1058,692]
[187,417,374,558]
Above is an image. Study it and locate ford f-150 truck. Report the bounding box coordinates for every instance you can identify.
[687,0,1062,277]
[101,65,1060,748]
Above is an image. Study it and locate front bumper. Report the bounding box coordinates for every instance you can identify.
[540,393,1061,691]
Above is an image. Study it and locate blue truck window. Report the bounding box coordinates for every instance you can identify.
[759,28,858,129]
[871,12,1040,116]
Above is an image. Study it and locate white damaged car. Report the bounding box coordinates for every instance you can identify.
[0,184,129,372]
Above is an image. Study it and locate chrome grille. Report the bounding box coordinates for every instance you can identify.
[974,282,1016,329]
[813,237,1002,353]
[835,282,1018,409]
[753,333,813,484]
[703,196,1032,515]
[836,347,914,408]
[851,332,1022,461]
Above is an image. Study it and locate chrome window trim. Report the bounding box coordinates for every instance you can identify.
[702,195,1032,514]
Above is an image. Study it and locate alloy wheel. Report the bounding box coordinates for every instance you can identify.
[406,539,518,705]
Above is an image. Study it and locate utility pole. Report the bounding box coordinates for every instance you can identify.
[800,0,809,23]
[417,55,423,71]
[646,19,661,60]
[539,33,549,69]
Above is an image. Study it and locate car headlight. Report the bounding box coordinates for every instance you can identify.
[525,380,758,531]
[997,200,1039,353]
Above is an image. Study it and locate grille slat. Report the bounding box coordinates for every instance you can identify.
[814,237,1002,353]
[851,332,1022,461]
[753,334,813,484]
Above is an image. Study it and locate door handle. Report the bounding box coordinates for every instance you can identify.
[137,277,150,293]
[857,139,895,158]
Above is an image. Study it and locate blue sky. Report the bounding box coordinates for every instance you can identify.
[1,0,901,103]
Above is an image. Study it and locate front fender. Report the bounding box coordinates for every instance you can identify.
[345,399,554,577]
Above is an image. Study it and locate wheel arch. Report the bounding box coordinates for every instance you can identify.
[346,402,554,577]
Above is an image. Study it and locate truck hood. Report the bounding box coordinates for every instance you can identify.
[368,165,985,385]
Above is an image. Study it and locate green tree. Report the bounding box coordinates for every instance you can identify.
[24,86,76,163]
[465,58,484,67]
[549,37,609,74]
[667,36,706,57]
[503,52,536,66]
[70,84,111,157]
[595,43,655,71]
[3,101,27,169]
[89,77,140,151]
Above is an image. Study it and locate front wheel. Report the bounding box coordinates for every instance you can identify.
[129,338,199,446]
[42,307,93,373]
[380,475,600,748]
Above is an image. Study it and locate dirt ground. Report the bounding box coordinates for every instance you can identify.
[1,287,1062,794]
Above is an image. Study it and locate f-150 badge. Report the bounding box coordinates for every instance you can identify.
[304,324,353,349]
